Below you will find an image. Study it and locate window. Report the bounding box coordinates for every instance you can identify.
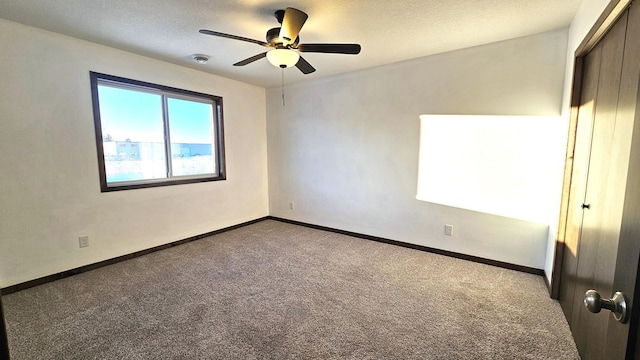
[90,72,225,191]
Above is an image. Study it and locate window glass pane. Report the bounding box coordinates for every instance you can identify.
[90,72,225,192]
[97,84,167,183]
[167,97,216,177]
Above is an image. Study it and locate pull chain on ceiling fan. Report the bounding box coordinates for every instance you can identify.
[199,7,361,75]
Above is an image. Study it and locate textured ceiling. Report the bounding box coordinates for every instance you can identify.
[0,0,581,88]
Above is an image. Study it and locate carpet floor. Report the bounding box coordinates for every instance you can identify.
[2,219,579,359]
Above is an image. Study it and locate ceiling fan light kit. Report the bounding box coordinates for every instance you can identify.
[266,49,300,68]
[199,7,361,75]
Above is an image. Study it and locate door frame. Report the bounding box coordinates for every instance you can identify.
[550,0,632,300]
[0,294,9,359]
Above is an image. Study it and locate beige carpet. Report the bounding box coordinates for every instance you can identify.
[2,219,579,359]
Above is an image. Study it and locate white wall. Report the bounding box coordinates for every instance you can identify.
[543,0,612,282]
[0,19,269,287]
[267,29,568,270]
[0,9,598,288]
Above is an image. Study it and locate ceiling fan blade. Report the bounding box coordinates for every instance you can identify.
[199,29,270,47]
[297,43,361,54]
[233,52,267,66]
[295,56,316,74]
[279,8,308,45]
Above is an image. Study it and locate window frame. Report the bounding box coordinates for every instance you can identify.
[89,72,226,192]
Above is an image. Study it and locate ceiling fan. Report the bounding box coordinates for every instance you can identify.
[199,7,361,74]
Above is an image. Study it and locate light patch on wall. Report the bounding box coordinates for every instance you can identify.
[417,115,565,224]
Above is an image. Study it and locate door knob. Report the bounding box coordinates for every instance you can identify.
[584,289,629,323]
[581,203,591,209]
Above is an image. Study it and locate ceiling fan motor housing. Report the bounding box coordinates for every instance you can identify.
[266,27,298,47]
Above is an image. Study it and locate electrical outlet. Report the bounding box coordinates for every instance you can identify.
[289,201,295,210]
[444,224,453,236]
[79,236,89,248]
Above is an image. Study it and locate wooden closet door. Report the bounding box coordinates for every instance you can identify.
[569,12,627,357]
[558,3,640,358]
[558,36,601,326]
